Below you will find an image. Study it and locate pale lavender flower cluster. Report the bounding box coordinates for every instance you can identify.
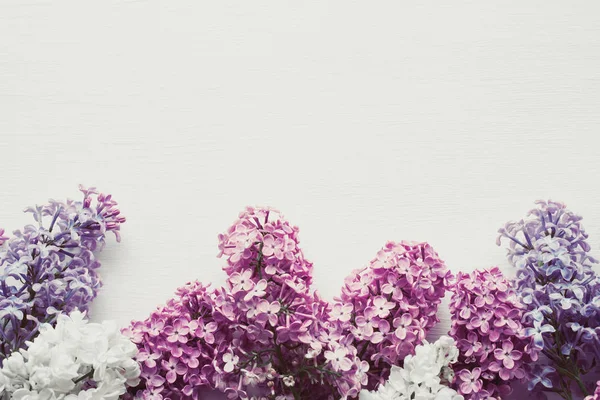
[449,267,535,400]
[127,207,365,400]
[124,281,228,400]
[0,185,125,365]
[335,241,453,390]
[498,200,600,398]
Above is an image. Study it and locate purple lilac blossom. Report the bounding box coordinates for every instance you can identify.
[124,281,228,400]
[214,207,364,399]
[449,267,536,400]
[0,185,125,365]
[498,200,600,399]
[334,240,453,390]
[126,207,365,400]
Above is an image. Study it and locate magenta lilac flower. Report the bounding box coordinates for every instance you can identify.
[124,281,228,400]
[127,207,365,400]
[218,206,313,288]
[213,207,364,399]
[0,185,125,365]
[498,200,600,398]
[336,241,453,390]
[449,267,535,399]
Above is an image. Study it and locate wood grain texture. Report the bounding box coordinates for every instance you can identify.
[1,1,600,398]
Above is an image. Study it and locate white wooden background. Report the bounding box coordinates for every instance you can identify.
[2,2,600,398]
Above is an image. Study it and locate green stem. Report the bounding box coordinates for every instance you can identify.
[74,369,94,384]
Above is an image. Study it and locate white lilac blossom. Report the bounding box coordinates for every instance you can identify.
[359,336,464,400]
[0,311,140,400]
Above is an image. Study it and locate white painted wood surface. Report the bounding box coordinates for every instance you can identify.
[2,2,600,398]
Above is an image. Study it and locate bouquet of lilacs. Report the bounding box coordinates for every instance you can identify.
[126,207,366,400]
[334,241,453,389]
[498,201,600,399]
[0,311,140,400]
[359,336,463,400]
[449,267,535,399]
[126,207,455,399]
[0,186,140,399]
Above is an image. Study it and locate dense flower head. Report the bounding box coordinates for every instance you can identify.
[212,285,364,399]
[213,207,363,399]
[0,310,140,400]
[449,267,535,399]
[497,200,597,289]
[0,186,125,365]
[124,281,229,400]
[335,241,453,389]
[498,200,600,398]
[360,336,463,400]
[218,206,313,288]
[128,207,364,399]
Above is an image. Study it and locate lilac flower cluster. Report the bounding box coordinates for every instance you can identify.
[335,241,453,390]
[0,185,125,365]
[498,201,600,399]
[209,207,365,399]
[127,207,366,400]
[449,267,535,399]
[124,281,228,399]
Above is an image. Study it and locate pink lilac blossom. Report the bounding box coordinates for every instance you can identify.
[124,281,228,400]
[449,267,536,400]
[498,200,600,398]
[127,207,365,400]
[218,207,313,288]
[213,207,364,399]
[0,185,125,365]
[335,241,453,390]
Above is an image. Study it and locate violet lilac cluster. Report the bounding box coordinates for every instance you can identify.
[498,200,600,399]
[449,267,535,399]
[334,240,453,390]
[0,185,125,365]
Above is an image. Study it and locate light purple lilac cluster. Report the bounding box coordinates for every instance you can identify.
[498,200,600,399]
[127,207,366,400]
[449,267,536,399]
[334,241,453,390]
[0,185,125,365]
